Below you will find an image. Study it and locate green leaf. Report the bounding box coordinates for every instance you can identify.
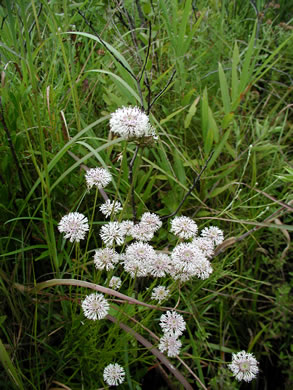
[0,338,24,390]
[160,105,187,125]
[218,62,231,114]
[207,129,231,169]
[221,112,234,129]
[88,69,140,103]
[184,96,200,128]
[231,42,240,102]
[208,107,219,143]
[209,182,235,198]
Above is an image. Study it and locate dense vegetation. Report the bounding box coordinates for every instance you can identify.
[0,1,292,389]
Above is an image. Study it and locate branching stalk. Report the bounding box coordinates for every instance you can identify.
[128,145,140,221]
[148,69,176,114]
[162,151,214,220]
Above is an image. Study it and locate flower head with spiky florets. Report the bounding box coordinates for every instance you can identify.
[58,212,89,243]
[160,311,186,337]
[149,253,172,278]
[140,212,162,232]
[99,200,122,218]
[93,248,120,271]
[81,293,109,320]
[119,220,134,236]
[100,222,125,247]
[192,237,215,258]
[123,242,156,278]
[109,276,122,290]
[110,106,156,140]
[170,216,198,240]
[103,363,125,386]
[151,286,170,303]
[228,351,259,382]
[170,242,213,280]
[158,334,182,357]
[85,168,112,190]
[130,223,155,242]
[201,226,224,246]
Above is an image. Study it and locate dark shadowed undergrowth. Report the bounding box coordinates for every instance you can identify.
[0,1,292,389]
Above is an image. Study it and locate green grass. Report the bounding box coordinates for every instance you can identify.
[0,0,292,389]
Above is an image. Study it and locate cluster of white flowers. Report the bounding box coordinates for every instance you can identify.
[93,248,120,271]
[58,212,89,243]
[109,276,122,290]
[201,226,224,245]
[95,211,224,284]
[99,212,162,247]
[170,216,198,239]
[85,167,112,190]
[168,216,224,282]
[56,152,228,380]
[151,285,170,303]
[100,199,122,218]
[149,253,172,278]
[81,293,109,321]
[160,311,186,337]
[57,205,224,286]
[55,103,260,387]
[158,334,182,358]
[110,106,156,140]
[100,221,125,247]
[123,241,157,278]
[126,212,162,242]
[158,311,186,357]
[103,363,125,386]
[170,242,213,282]
[228,351,259,382]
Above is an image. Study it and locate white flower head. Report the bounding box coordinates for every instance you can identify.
[81,293,109,320]
[171,242,203,272]
[130,222,154,242]
[192,257,213,280]
[93,248,119,271]
[58,212,89,243]
[110,106,156,140]
[201,226,224,246]
[192,237,215,258]
[100,222,125,247]
[85,167,112,190]
[149,253,172,278]
[109,276,122,290]
[120,220,135,236]
[170,216,198,240]
[123,242,156,278]
[160,311,186,337]
[99,199,122,218]
[140,212,162,232]
[228,351,259,382]
[103,363,125,386]
[158,334,182,357]
[151,286,170,303]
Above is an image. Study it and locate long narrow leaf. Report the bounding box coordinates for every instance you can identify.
[218,63,231,114]
[0,338,24,390]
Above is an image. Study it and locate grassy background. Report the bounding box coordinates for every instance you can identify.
[0,0,292,389]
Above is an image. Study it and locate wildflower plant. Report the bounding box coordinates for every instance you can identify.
[2,1,291,388]
[51,101,262,387]
[28,12,269,388]
[53,138,235,386]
